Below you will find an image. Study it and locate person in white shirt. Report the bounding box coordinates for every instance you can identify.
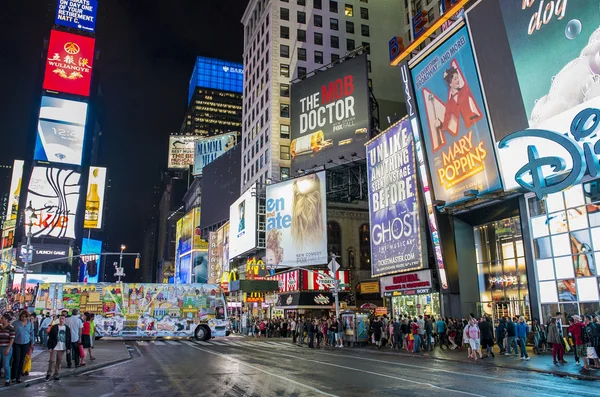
[64,309,83,367]
[45,315,71,381]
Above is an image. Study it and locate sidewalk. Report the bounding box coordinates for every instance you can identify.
[1,340,131,392]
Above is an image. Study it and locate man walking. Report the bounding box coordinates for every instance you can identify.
[412,318,421,353]
[45,314,71,381]
[424,316,433,351]
[0,313,15,386]
[392,317,402,350]
[40,313,52,348]
[479,316,495,358]
[65,309,82,368]
[290,318,297,344]
[297,318,305,346]
[436,317,448,349]
[515,316,530,361]
[504,317,518,356]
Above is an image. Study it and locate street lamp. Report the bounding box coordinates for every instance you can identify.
[21,201,37,305]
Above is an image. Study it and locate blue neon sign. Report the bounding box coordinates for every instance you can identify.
[55,0,98,32]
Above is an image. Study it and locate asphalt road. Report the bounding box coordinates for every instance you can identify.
[6,337,599,397]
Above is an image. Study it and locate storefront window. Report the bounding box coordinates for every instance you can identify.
[391,293,440,320]
[529,182,600,318]
[473,216,529,322]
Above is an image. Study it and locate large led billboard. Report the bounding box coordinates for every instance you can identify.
[290,54,370,173]
[5,160,24,224]
[265,171,328,268]
[188,56,243,104]
[168,135,196,169]
[367,119,423,277]
[84,166,107,229]
[411,25,502,205]
[199,144,241,229]
[55,0,98,32]
[12,273,67,293]
[177,210,194,256]
[488,2,600,193]
[26,167,81,239]
[228,184,257,259]
[34,96,88,166]
[81,237,102,283]
[43,30,95,97]
[193,133,237,175]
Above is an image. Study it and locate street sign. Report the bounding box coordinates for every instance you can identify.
[328,258,340,273]
[20,245,33,264]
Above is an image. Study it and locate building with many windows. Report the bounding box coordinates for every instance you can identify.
[240,0,406,191]
[180,56,243,137]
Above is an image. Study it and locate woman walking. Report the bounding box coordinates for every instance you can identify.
[81,313,94,363]
[547,317,566,364]
[532,319,542,354]
[11,310,34,384]
[465,319,482,361]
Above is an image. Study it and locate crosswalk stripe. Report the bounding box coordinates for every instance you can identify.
[153,341,166,345]
[182,340,199,347]
[137,341,146,345]
[194,340,212,346]
[209,341,226,346]
[165,340,180,345]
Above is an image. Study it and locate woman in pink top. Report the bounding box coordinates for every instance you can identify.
[465,319,482,361]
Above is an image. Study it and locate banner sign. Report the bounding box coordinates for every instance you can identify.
[193,133,237,175]
[301,270,349,291]
[269,270,300,293]
[290,55,370,173]
[84,167,107,229]
[411,25,502,205]
[55,0,98,32]
[266,171,328,267]
[379,269,433,297]
[229,184,257,258]
[168,135,196,169]
[6,160,24,224]
[207,232,219,284]
[496,2,600,192]
[360,281,380,294]
[43,30,95,97]
[367,119,422,277]
[26,167,81,239]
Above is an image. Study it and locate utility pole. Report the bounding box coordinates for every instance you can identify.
[20,201,37,306]
[329,253,341,320]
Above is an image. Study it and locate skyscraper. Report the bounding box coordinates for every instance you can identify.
[240,0,406,192]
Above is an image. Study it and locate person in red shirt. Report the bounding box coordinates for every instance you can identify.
[568,315,588,370]
[81,313,94,364]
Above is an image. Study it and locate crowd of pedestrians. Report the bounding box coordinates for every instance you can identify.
[0,308,97,386]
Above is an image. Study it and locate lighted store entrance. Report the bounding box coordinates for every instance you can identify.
[474,216,530,324]
[390,293,441,320]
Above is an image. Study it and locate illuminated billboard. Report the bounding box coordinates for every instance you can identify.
[55,0,98,32]
[188,56,243,104]
[84,166,107,229]
[26,167,81,239]
[193,133,237,175]
[168,135,196,169]
[81,238,102,283]
[34,96,88,166]
[265,172,328,268]
[43,30,95,97]
[13,273,67,293]
[367,119,423,277]
[290,54,370,173]
[5,160,24,224]
[228,184,257,258]
[411,25,502,205]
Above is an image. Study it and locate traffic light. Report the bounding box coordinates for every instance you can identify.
[135,256,140,269]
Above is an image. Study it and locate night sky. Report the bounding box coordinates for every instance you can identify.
[0,0,248,274]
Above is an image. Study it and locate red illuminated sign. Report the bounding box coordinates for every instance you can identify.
[43,30,95,97]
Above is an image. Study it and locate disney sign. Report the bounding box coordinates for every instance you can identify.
[499,108,600,199]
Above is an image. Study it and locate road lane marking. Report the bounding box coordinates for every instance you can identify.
[194,340,212,346]
[182,340,200,347]
[165,340,180,345]
[188,344,339,397]
[241,346,486,397]
[209,341,226,346]
[153,341,166,345]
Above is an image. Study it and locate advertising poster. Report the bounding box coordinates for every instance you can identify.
[265,171,328,268]
[55,0,98,32]
[179,211,194,255]
[34,97,88,166]
[61,284,96,310]
[5,159,24,224]
[411,25,501,205]
[228,184,257,258]
[43,30,95,97]
[84,166,107,229]
[367,119,422,277]
[193,133,237,175]
[496,3,600,193]
[178,255,191,284]
[168,135,196,169]
[26,167,81,239]
[192,250,208,284]
[12,273,67,293]
[81,238,102,283]
[290,54,370,172]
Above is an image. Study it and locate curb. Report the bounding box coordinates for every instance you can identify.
[329,345,600,381]
[0,347,132,393]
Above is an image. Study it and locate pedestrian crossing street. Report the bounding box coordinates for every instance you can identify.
[133,338,298,350]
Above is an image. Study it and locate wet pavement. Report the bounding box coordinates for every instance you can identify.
[4,337,599,397]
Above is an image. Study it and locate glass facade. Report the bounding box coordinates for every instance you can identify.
[188,56,244,105]
[474,217,530,322]
[390,293,441,320]
[528,181,600,321]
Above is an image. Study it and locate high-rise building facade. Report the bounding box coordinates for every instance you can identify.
[240,0,406,192]
[180,56,243,137]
